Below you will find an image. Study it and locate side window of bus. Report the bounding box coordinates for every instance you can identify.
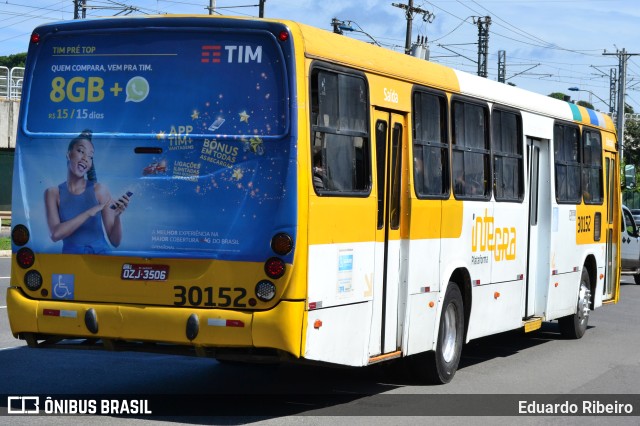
[582,129,603,204]
[412,91,449,198]
[492,108,523,202]
[554,123,581,203]
[452,100,490,200]
[311,69,370,195]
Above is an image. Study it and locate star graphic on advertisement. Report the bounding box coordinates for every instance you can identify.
[250,137,263,153]
[156,131,165,140]
[239,110,250,123]
[232,168,243,180]
[191,110,200,120]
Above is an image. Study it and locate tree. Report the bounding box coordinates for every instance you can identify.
[549,92,567,101]
[577,100,594,110]
[625,103,635,114]
[0,53,27,68]
[624,118,640,166]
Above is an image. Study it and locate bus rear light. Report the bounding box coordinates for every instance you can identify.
[255,280,276,302]
[17,248,35,269]
[271,233,293,255]
[11,224,30,246]
[278,31,289,42]
[264,257,285,279]
[594,212,601,241]
[24,270,43,291]
[30,33,40,44]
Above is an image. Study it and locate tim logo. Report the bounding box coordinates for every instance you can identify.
[201,45,222,63]
[8,396,40,414]
[201,45,262,64]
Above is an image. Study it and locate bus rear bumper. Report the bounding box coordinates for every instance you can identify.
[6,287,304,358]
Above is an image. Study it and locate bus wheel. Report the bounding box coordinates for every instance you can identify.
[634,274,640,285]
[559,269,591,339]
[413,283,464,384]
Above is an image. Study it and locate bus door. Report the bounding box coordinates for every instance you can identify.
[603,152,619,301]
[370,110,408,357]
[525,137,551,318]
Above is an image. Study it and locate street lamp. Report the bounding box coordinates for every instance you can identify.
[567,87,611,112]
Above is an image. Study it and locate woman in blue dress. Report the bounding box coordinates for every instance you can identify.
[44,130,130,254]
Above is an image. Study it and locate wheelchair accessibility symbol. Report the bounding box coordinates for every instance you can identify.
[52,274,75,300]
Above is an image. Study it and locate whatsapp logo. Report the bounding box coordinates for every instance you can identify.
[125,76,150,102]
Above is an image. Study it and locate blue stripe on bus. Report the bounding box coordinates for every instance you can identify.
[586,108,600,126]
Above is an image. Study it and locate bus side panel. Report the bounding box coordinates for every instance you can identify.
[304,302,372,366]
[404,238,442,354]
[488,199,528,327]
[546,205,582,318]
[467,281,523,338]
[404,292,439,355]
[406,201,443,295]
[307,241,375,309]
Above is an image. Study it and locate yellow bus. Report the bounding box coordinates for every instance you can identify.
[7,15,620,384]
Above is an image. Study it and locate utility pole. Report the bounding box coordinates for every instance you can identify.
[73,0,87,19]
[497,50,506,83]
[609,68,617,116]
[475,16,491,78]
[604,48,639,162]
[392,1,434,55]
[207,0,215,15]
[259,0,266,18]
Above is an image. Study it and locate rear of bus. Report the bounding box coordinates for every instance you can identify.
[7,17,306,359]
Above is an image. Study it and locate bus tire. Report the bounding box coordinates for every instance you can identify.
[634,274,640,285]
[414,283,464,384]
[558,269,591,339]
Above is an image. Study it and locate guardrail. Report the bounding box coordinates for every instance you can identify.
[0,66,24,100]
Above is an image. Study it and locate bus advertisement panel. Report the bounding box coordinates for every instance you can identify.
[14,25,295,262]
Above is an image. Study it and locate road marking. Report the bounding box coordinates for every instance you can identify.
[0,306,6,308]
[0,276,10,279]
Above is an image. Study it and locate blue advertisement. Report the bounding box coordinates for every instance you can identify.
[14,26,296,261]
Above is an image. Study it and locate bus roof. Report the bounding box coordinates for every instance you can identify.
[30,15,615,134]
[289,20,616,133]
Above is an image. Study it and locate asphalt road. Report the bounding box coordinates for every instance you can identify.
[1,256,639,425]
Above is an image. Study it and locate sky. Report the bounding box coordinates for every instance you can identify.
[1,0,639,112]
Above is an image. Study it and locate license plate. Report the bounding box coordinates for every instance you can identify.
[121,263,169,281]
